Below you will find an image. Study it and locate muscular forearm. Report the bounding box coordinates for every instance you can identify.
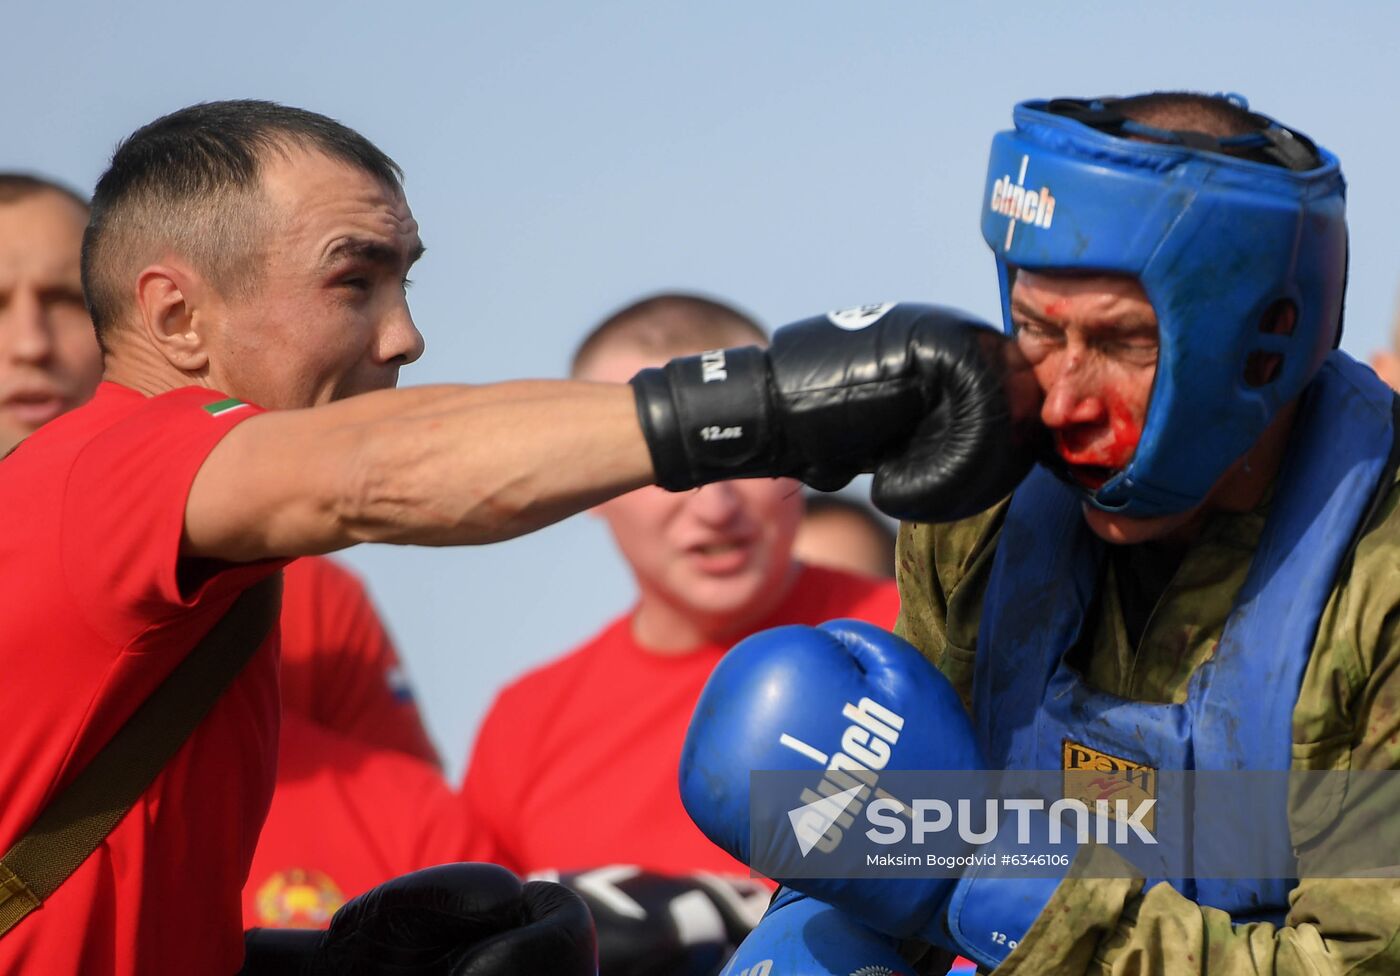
[185,380,653,561]
[340,383,651,546]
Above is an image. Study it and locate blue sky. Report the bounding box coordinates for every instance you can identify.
[7,1,1399,777]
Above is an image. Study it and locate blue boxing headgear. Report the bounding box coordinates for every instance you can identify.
[982,96,1348,516]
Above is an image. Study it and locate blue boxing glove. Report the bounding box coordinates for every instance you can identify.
[679,620,982,943]
[721,888,914,976]
[939,816,1079,970]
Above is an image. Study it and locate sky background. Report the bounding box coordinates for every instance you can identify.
[6,2,1399,779]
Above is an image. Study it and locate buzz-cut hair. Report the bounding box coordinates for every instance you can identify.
[1099,91,1323,170]
[81,99,403,348]
[1114,91,1261,139]
[570,292,767,378]
[0,172,89,210]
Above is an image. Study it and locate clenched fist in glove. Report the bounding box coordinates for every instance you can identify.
[543,865,769,976]
[631,302,1042,522]
[239,863,597,975]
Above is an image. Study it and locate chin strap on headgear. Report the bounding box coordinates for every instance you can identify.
[982,95,1348,516]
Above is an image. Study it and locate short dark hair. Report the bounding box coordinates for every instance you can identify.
[1049,91,1323,171]
[82,99,403,345]
[571,292,767,377]
[1114,91,1260,139]
[0,172,88,210]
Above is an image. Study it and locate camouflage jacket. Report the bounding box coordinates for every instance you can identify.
[895,471,1400,975]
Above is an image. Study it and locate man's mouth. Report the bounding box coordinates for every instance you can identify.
[694,542,745,556]
[686,538,757,574]
[1053,428,1134,493]
[1,392,67,428]
[1065,463,1116,491]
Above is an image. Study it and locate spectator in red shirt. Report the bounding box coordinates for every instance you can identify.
[0,173,103,457]
[278,555,439,767]
[242,709,467,931]
[245,556,458,930]
[460,294,903,972]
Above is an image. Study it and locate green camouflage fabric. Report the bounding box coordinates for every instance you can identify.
[894,468,1400,975]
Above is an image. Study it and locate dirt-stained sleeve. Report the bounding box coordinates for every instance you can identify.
[995,478,1400,975]
[894,499,1009,709]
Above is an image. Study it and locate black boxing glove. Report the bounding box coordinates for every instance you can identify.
[240,863,597,976]
[541,866,769,976]
[630,302,1042,522]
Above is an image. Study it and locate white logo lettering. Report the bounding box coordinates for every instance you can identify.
[989,154,1056,250]
[698,425,743,442]
[826,302,896,331]
[777,697,910,855]
[700,349,728,383]
[569,865,646,919]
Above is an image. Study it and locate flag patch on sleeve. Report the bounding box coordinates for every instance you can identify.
[202,397,250,418]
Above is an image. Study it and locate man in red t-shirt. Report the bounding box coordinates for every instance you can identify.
[460,295,903,970]
[0,102,663,976]
[1,172,452,955]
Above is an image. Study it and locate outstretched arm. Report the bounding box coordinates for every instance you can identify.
[185,380,651,562]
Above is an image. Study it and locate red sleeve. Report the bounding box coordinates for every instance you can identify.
[457,690,530,872]
[60,389,280,645]
[279,557,440,766]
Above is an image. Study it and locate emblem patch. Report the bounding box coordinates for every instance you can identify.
[1062,738,1157,831]
[254,867,345,928]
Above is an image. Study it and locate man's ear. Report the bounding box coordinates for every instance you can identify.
[133,262,210,372]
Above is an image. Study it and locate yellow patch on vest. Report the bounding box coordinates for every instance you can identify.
[1062,739,1157,832]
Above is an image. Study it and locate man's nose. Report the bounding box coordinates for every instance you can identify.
[1040,361,1107,429]
[0,288,56,365]
[687,481,743,524]
[378,306,426,367]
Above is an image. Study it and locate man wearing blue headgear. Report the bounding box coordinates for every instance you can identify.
[892,92,1400,973]
[678,92,1400,975]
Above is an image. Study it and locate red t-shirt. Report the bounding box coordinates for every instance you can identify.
[241,711,468,930]
[460,565,901,876]
[0,382,283,976]
[279,556,438,766]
